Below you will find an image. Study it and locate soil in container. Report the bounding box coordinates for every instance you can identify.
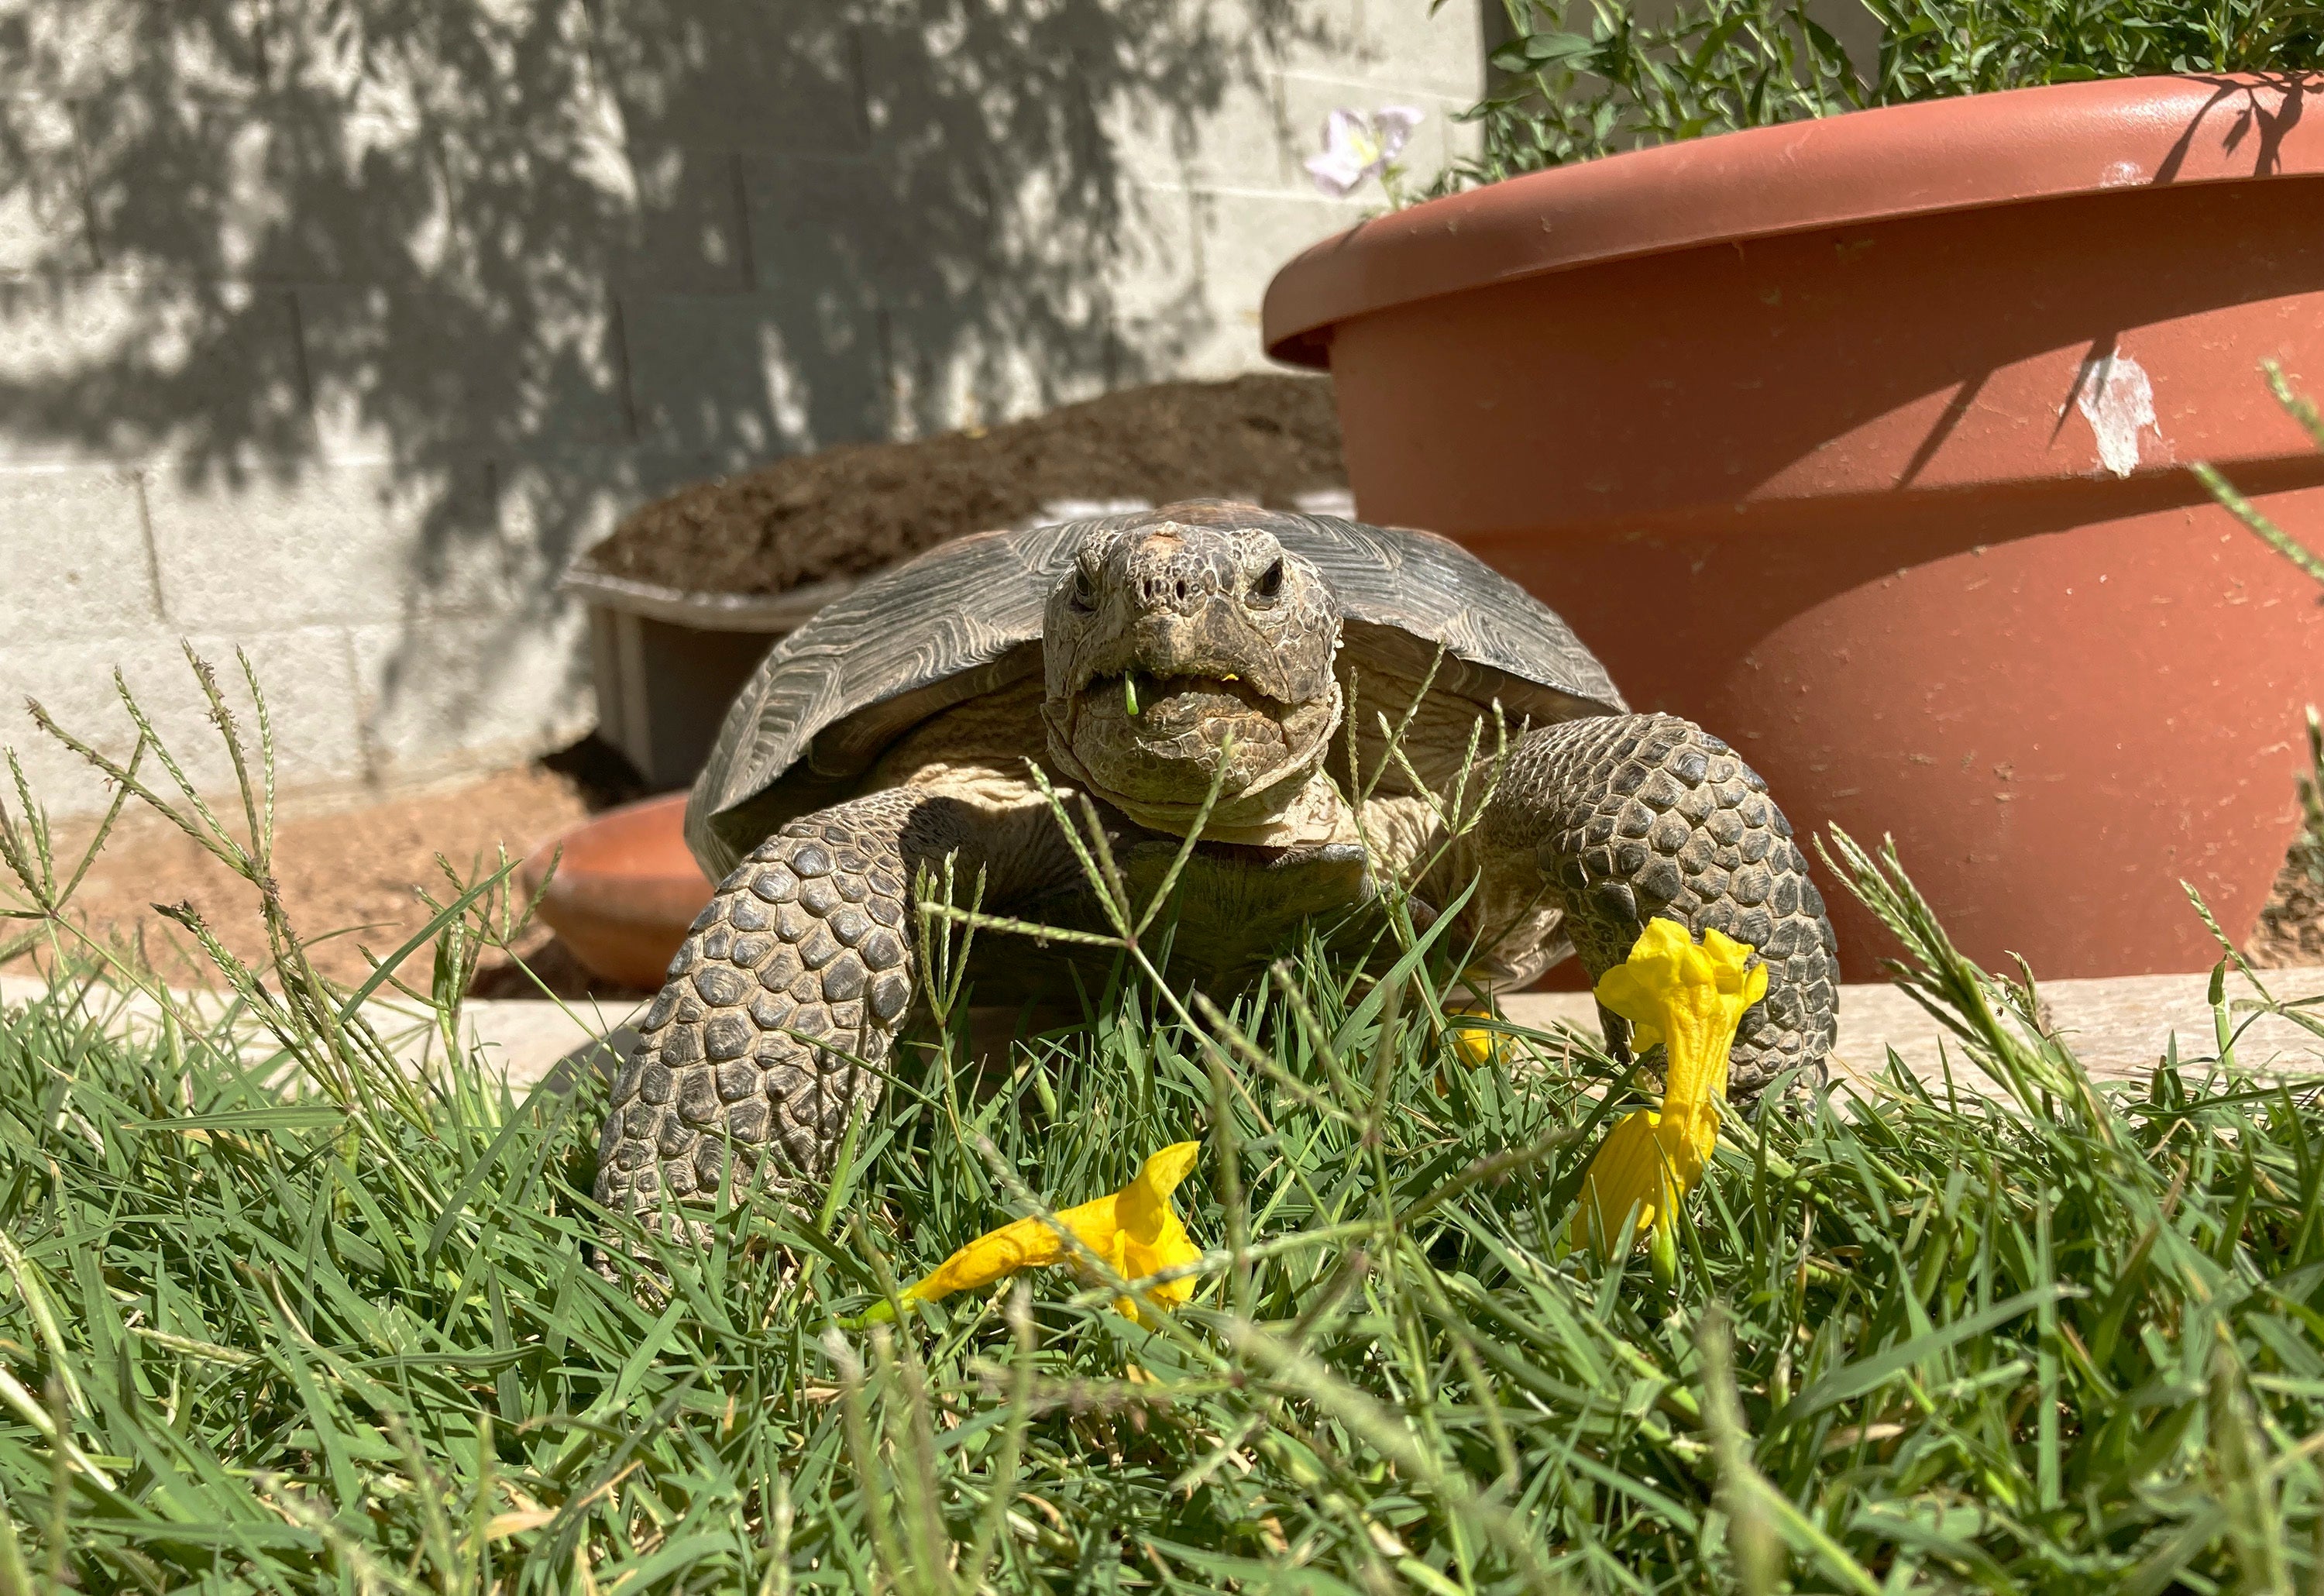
[579,373,1346,597]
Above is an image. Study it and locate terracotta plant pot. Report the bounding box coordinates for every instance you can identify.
[1264,74,2324,981]
[521,793,713,989]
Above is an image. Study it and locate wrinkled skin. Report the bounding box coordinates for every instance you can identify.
[593,502,1839,1225]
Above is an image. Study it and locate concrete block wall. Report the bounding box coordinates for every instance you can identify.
[0,0,1487,818]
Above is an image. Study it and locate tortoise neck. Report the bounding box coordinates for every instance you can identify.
[1096,767,1353,849]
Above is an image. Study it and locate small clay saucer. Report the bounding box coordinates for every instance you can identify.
[521,793,711,990]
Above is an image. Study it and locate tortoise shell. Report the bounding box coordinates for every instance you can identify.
[686,505,1625,876]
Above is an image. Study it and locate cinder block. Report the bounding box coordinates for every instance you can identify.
[0,466,160,641]
[493,442,733,596]
[1109,184,1361,380]
[72,92,513,285]
[0,97,94,273]
[349,605,593,779]
[57,0,631,280]
[1095,73,1297,193]
[882,313,1112,439]
[588,0,867,154]
[1270,0,1487,99]
[298,282,631,463]
[493,453,628,600]
[74,83,658,290]
[608,143,755,294]
[740,153,909,298]
[0,624,367,820]
[244,0,616,121]
[743,148,1128,438]
[0,2,269,101]
[741,150,953,438]
[0,2,129,98]
[74,95,289,280]
[141,460,508,629]
[0,274,306,466]
[1191,184,1378,314]
[620,288,884,461]
[1373,0,1490,98]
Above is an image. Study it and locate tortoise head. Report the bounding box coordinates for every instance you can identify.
[1040,502,1342,831]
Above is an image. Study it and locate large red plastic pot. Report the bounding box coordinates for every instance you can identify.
[1265,75,2324,981]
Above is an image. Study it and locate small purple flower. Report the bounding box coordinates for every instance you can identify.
[1304,106,1426,200]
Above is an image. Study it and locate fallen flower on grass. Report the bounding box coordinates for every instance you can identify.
[1447,997,1505,1068]
[1569,920,1767,1258]
[868,1142,1204,1325]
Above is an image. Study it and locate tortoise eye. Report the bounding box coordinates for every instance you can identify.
[1252,559,1285,603]
[1071,565,1098,611]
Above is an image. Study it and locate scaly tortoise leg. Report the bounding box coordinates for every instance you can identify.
[594,789,978,1219]
[1483,713,1840,1100]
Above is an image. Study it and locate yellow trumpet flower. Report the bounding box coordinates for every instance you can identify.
[1447,999,1504,1068]
[876,1143,1204,1324]
[1569,920,1767,1257]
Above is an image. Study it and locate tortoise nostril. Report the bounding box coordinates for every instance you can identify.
[1174,578,1188,601]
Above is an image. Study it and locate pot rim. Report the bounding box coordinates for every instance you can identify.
[562,565,858,633]
[1262,72,2324,368]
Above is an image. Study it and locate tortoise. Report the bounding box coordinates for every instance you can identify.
[593,500,1839,1216]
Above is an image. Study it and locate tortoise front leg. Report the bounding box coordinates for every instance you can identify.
[593,789,1002,1219]
[1483,714,1840,1100]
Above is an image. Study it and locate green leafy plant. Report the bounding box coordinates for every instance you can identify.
[1457,0,2324,184]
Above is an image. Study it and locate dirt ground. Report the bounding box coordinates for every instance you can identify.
[582,373,1346,597]
[2,755,655,1002]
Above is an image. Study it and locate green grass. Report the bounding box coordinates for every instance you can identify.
[9,660,2324,1594]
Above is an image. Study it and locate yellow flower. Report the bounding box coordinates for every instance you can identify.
[1569,920,1767,1257]
[882,1143,1204,1324]
[1447,998,1504,1068]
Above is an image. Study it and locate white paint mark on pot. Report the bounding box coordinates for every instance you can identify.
[2075,352,2159,478]
[2100,159,2145,187]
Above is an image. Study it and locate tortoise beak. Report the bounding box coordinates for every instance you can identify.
[1118,609,1296,705]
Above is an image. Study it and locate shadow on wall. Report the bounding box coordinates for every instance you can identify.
[0,0,1341,765]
